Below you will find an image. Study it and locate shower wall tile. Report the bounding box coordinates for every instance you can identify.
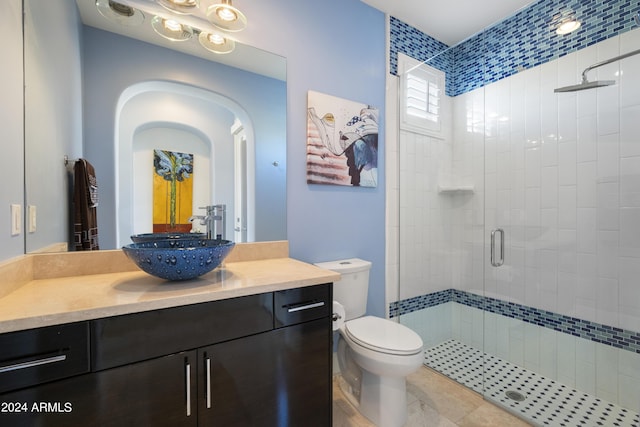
[620,105,640,158]
[618,374,640,413]
[597,230,619,277]
[596,344,620,403]
[389,1,640,96]
[557,230,577,271]
[618,348,640,386]
[391,289,640,357]
[558,185,577,228]
[539,327,558,380]
[508,318,525,367]
[596,278,620,327]
[541,168,559,208]
[619,257,640,332]
[620,207,640,260]
[575,342,597,396]
[496,316,511,362]
[388,16,450,85]
[556,332,577,387]
[390,2,640,415]
[620,157,640,207]
[557,141,577,185]
[597,133,620,181]
[577,117,598,162]
[557,100,578,143]
[483,311,499,355]
[407,300,640,410]
[620,29,640,108]
[556,51,577,90]
[398,301,453,349]
[557,272,577,315]
[476,29,640,334]
[524,321,541,372]
[576,207,597,252]
[598,89,621,137]
[576,162,597,208]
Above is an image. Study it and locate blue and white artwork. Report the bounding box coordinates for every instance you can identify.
[306,90,378,187]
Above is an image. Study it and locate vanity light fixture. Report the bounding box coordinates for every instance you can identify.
[96,0,144,26]
[156,0,199,15]
[556,19,581,35]
[207,0,247,32]
[151,15,194,41]
[198,31,235,54]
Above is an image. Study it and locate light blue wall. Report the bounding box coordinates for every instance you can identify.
[0,0,25,261]
[24,0,83,253]
[83,0,387,316]
[237,0,388,316]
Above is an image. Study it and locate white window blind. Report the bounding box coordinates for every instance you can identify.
[399,54,444,135]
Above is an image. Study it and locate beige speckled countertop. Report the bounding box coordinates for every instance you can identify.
[0,241,339,334]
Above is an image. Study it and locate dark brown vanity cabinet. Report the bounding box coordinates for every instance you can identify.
[0,284,332,427]
[199,318,330,426]
[0,348,199,427]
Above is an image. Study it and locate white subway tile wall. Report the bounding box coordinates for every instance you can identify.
[386,23,640,415]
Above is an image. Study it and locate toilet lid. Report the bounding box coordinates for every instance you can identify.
[345,316,423,355]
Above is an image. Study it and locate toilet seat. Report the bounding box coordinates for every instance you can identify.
[344,316,423,356]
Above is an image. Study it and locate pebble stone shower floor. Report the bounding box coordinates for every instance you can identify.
[424,340,640,427]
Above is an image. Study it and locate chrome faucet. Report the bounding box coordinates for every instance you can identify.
[189,204,226,240]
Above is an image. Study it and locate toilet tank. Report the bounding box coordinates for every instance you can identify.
[314,258,371,320]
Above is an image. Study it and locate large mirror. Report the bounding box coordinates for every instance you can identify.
[24,0,286,253]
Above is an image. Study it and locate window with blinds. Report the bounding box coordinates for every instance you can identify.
[399,53,444,135]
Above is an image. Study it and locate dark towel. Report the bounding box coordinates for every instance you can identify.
[72,159,99,251]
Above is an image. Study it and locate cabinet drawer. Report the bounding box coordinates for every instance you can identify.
[274,283,331,328]
[91,293,273,371]
[0,322,90,394]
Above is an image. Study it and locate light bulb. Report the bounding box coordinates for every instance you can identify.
[208,34,226,45]
[216,6,238,22]
[556,20,581,35]
[163,19,183,33]
[206,1,247,32]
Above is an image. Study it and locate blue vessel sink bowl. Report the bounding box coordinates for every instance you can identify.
[122,239,235,281]
[130,232,206,243]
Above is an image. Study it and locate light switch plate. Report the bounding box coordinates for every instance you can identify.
[28,205,37,233]
[11,204,21,236]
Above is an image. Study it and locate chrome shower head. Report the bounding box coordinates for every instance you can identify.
[554,79,616,93]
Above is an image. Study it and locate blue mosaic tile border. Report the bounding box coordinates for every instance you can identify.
[389,16,452,94]
[390,0,640,96]
[389,289,454,314]
[389,289,640,354]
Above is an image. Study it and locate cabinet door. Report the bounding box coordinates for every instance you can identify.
[198,318,331,426]
[0,350,198,427]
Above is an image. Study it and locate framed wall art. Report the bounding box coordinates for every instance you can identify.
[306,90,378,187]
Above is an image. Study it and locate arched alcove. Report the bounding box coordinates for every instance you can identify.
[114,80,255,246]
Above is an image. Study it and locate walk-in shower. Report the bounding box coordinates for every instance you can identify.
[390,3,640,426]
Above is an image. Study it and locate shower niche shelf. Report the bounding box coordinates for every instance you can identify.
[437,185,475,195]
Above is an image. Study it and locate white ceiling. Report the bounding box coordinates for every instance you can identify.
[361,0,538,46]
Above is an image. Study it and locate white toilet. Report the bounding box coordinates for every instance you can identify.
[315,258,424,427]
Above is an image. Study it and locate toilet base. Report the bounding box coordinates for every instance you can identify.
[359,370,408,427]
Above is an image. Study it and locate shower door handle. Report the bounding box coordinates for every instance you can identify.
[491,228,504,267]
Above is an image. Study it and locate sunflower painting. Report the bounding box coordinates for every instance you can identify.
[306,90,378,187]
[153,149,194,232]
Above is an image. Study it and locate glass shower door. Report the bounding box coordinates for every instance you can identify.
[480,28,640,427]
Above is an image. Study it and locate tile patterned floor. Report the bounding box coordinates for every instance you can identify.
[425,340,640,427]
[332,366,532,426]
